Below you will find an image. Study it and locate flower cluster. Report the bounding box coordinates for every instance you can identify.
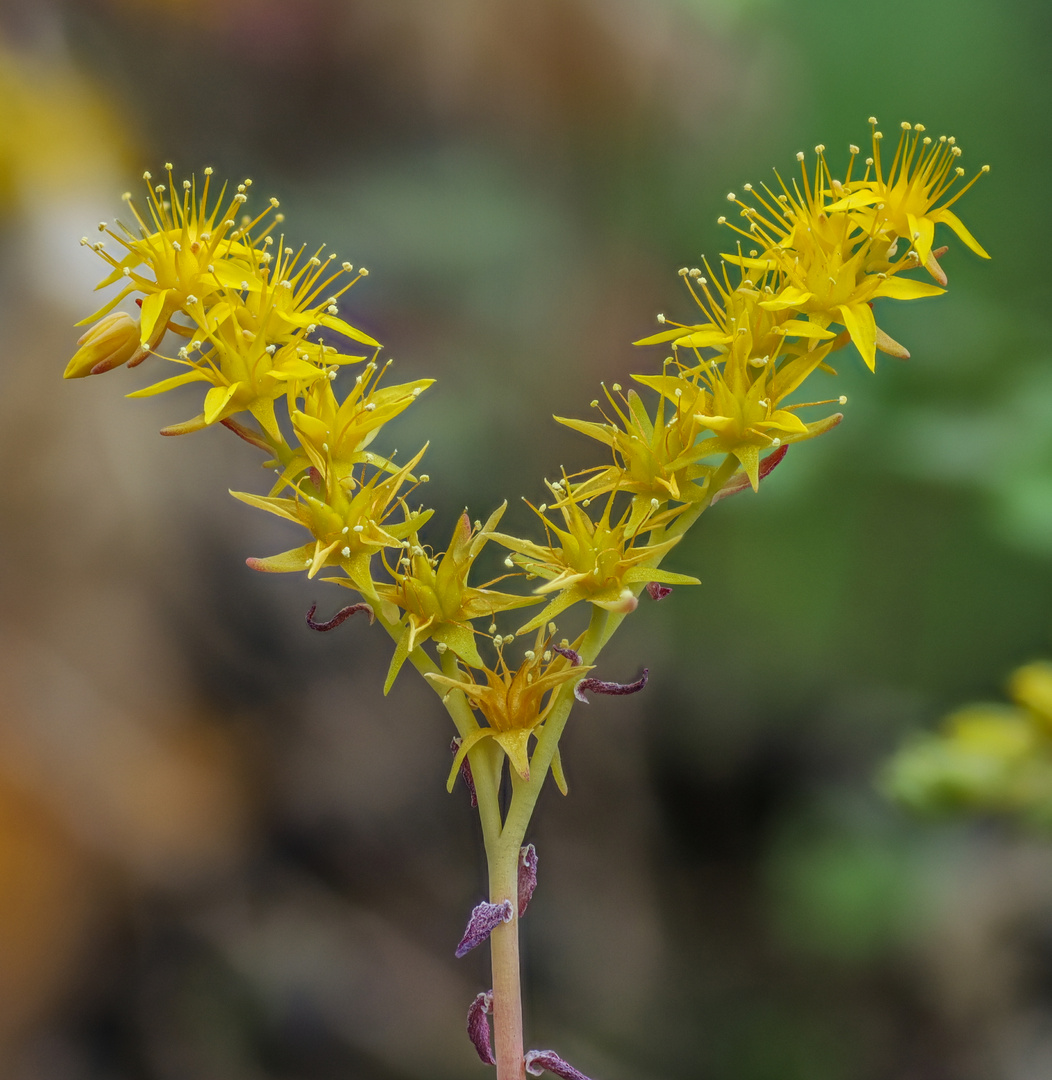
[884,662,1052,829]
[65,121,987,798]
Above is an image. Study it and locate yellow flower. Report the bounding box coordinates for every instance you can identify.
[634,260,823,361]
[284,363,434,488]
[126,299,331,439]
[719,151,946,371]
[234,240,379,352]
[81,166,283,348]
[645,340,841,490]
[371,507,539,693]
[232,449,432,596]
[824,120,990,285]
[426,630,589,785]
[556,381,715,508]
[488,481,699,633]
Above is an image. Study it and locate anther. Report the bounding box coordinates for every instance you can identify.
[353,524,364,532]
[849,144,860,155]
[839,395,847,405]
[796,151,805,161]
[726,192,737,201]
[815,144,825,153]
[717,216,727,224]
[436,642,448,654]
[505,556,515,568]
[359,268,369,276]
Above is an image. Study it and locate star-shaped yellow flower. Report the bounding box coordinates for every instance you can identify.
[426,630,588,786]
[371,506,539,693]
[824,120,990,284]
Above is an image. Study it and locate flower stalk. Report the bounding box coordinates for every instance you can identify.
[64,120,988,1077]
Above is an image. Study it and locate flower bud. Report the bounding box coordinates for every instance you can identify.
[65,311,147,378]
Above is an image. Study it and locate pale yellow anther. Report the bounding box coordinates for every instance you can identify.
[359,268,369,276]
[849,144,860,155]
[726,192,737,201]
[717,216,727,225]
[342,261,353,271]
[839,395,848,405]
[796,151,805,161]
[612,383,622,392]
[868,116,878,124]
[815,143,825,153]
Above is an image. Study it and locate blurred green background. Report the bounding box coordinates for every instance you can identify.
[1,1,1050,1078]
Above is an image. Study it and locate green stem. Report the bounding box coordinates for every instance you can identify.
[488,838,526,1080]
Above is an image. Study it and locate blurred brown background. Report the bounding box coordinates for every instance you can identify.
[0,1,1050,1077]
